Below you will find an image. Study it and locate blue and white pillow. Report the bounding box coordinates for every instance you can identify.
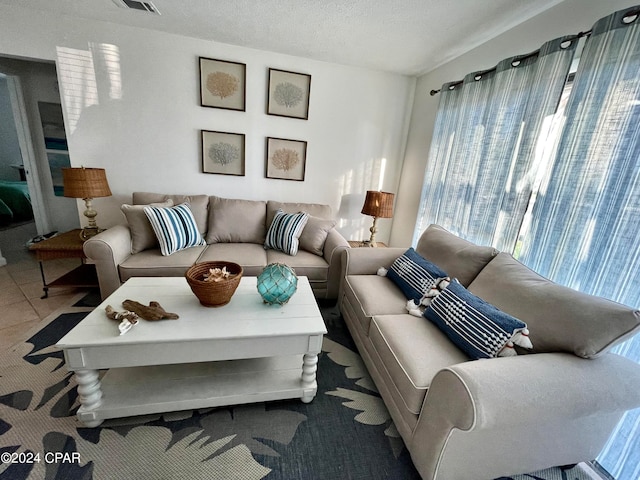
[424,281,531,359]
[264,209,309,256]
[387,248,448,302]
[143,203,206,256]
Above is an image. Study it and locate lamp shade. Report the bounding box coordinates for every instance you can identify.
[62,167,112,199]
[361,191,394,218]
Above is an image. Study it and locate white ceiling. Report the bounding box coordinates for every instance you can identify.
[3,0,565,75]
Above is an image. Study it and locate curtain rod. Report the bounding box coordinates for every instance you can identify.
[429,30,592,96]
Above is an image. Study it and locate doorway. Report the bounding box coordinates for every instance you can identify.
[0,57,79,263]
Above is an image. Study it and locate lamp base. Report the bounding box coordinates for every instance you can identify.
[79,197,104,241]
[367,216,380,247]
[79,227,104,241]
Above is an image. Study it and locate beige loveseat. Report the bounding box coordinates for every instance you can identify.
[84,192,349,300]
[339,224,640,480]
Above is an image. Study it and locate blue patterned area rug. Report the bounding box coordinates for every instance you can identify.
[1,294,592,480]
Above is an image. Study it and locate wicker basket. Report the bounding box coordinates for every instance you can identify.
[185,261,243,307]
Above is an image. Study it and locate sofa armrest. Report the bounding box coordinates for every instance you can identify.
[410,352,640,479]
[322,228,349,299]
[83,225,133,299]
[341,246,406,276]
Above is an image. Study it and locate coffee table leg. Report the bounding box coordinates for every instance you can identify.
[301,353,318,403]
[75,369,104,427]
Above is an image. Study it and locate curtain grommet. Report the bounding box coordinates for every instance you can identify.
[622,12,639,25]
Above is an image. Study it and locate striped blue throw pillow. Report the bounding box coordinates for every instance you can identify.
[424,281,530,359]
[143,203,205,256]
[387,248,448,302]
[265,209,309,256]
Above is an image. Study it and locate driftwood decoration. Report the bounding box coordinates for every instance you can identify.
[105,305,139,323]
[105,305,139,336]
[122,300,179,321]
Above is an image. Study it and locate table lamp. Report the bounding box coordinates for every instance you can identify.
[361,190,394,247]
[63,167,112,240]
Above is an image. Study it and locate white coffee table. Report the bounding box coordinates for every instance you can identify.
[56,276,327,427]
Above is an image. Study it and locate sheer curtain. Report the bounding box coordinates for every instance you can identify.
[414,37,576,251]
[517,7,640,480]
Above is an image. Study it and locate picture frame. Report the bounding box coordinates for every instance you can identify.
[265,137,307,181]
[199,57,246,111]
[267,68,311,119]
[202,130,245,176]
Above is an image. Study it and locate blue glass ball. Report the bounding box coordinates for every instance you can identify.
[257,263,298,305]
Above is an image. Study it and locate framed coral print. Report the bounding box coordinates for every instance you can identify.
[202,130,245,176]
[199,57,246,111]
[267,68,311,119]
[266,137,307,181]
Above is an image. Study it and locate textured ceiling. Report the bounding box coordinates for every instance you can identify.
[2,0,565,75]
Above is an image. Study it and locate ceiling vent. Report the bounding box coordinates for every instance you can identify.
[112,0,160,14]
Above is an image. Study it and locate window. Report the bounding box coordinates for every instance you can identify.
[416,8,640,479]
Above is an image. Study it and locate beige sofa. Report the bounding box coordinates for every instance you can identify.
[339,224,640,480]
[84,192,349,300]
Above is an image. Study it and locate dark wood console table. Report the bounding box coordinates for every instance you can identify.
[29,229,98,298]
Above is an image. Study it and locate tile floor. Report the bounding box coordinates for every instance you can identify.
[0,222,88,351]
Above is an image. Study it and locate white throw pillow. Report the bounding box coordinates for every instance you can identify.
[121,199,174,254]
[299,215,336,256]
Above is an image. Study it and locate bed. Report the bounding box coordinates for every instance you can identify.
[0,180,33,226]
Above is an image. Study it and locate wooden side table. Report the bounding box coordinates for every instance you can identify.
[29,229,99,298]
[348,240,388,248]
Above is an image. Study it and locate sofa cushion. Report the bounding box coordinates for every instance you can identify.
[121,199,174,254]
[468,252,640,358]
[197,243,267,277]
[425,280,531,359]
[266,249,329,282]
[387,247,448,302]
[144,203,206,256]
[264,209,309,256]
[133,192,209,235]
[206,196,267,244]
[119,245,206,281]
[300,216,336,256]
[343,275,407,334]
[416,224,498,287]
[266,200,332,225]
[370,314,469,415]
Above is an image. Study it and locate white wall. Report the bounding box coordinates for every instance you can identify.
[0,5,415,244]
[391,0,637,246]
